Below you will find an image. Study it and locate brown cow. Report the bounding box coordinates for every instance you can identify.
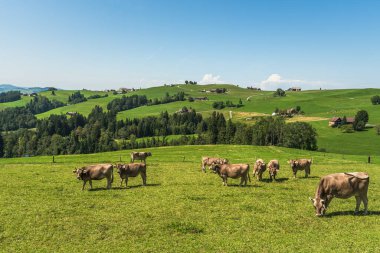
[73,164,114,190]
[116,163,147,187]
[253,159,266,180]
[211,163,251,186]
[201,156,229,172]
[288,159,312,178]
[131,152,152,164]
[310,172,369,216]
[268,160,280,181]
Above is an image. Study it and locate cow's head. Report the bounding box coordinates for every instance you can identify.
[146,152,152,157]
[288,160,298,168]
[309,197,327,217]
[73,168,88,180]
[116,164,126,175]
[211,164,221,174]
[257,160,266,168]
[221,158,229,164]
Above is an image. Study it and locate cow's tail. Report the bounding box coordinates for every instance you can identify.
[111,165,114,184]
[247,164,251,182]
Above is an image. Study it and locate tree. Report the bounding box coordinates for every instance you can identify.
[185,80,189,84]
[273,88,286,97]
[0,133,4,157]
[51,90,56,96]
[341,116,347,125]
[353,110,369,130]
[370,95,380,105]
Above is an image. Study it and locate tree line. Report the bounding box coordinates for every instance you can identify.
[0,106,317,158]
[0,91,21,103]
[0,95,66,131]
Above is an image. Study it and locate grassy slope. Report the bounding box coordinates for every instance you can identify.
[2,84,380,155]
[0,145,379,252]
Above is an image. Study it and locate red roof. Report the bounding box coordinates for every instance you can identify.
[330,117,341,122]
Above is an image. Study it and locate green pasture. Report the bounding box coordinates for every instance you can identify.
[0,145,379,252]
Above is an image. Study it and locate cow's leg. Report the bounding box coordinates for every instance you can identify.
[305,168,310,178]
[354,196,361,214]
[120,178,124,187]
[89,180,93,189]
[244,175,248,186]
[125,177,128,188]
[224,176,228,186]
[293,169,297,178]
[362,194,368,215]
[240,177,244,187]
[106,177,111,189]
[141,172,147,186]
[82,181,87,190]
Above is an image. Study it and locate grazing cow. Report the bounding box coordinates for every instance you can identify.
[73,164,114,190]
[253,159,266,180]
[268,160,280,181]
[116,163,147,187]
[211,163,251,186]
[201,156,229,172]
[310,172,369,216]
[288,159,312,178]
[131,152,152,164]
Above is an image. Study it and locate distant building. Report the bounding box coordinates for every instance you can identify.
[66,112,78,116]
[329,117,354,127]
[288,87,302,91]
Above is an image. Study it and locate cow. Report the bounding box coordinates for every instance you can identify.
[309,172,369,216]
[288,159,312,178]
[253,159,266,180]
[116,163,147,188]
[73,164,114,190]
[211,163,251,186]
[268,160,280,181]
[201,156,229,173]
[131,151,152,164]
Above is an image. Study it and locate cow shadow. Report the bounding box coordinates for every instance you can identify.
[260,178,289,183]
[227,184,261,188]
[88,183,161,191]
[295,176,319,180]
[324,210,380,217]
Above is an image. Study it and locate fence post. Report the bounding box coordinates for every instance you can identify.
[52,156,55,163]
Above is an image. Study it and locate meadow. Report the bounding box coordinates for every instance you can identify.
[0,145,379,252]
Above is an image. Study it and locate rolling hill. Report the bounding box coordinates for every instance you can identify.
[1,84,380,155]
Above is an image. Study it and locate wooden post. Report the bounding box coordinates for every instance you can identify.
[52,156,55,163]
[119,156,122,162]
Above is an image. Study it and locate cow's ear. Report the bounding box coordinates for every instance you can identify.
[73,168,77,173]
[309,197,314,203]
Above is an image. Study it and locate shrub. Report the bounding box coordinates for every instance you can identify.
[273,88,286,97]
[371,95,380,105]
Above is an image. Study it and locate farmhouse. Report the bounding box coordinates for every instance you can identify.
[66,112,78,116]
[329,117,354,127]
[288,87,301,91]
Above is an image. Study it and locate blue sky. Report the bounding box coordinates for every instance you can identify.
[0,0,380,90]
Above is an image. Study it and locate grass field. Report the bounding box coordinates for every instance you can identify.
[0,145,379,252]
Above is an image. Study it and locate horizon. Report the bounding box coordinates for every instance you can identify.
[1,0,380,90]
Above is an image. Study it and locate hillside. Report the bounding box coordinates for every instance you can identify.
[0,145,379,252]
[1,84,380,156]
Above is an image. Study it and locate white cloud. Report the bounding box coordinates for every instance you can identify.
[260,74,325,90]
[199,73,224,84]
